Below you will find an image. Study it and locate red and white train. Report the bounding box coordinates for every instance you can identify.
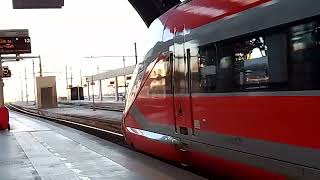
[123,0,320,179]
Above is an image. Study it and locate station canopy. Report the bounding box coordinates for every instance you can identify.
[128,0,180,27]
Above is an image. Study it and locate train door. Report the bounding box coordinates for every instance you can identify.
[171,28,194,166]
[172,33,194,136]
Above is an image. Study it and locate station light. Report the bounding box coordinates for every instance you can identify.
[12,0,64,9]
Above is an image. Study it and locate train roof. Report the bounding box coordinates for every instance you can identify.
[158,0,320,33]
[128,0,273,28]
[160,0,271,31]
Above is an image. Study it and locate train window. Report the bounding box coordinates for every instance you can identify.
[288,20,320,90]
[197,36,270,93]
[190,47,201,93]
[173,43,189,94]
[197,44,218,92]
[194,18,320,94]
[163,26,174,42]
[148,58,172,95]
[232,37,269,91]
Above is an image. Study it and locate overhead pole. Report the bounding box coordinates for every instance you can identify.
[20,74,23,102]
[32,59,36,104]
[70,67,73,87]
[99,79,103,101]
[97,65,103,101]
[79,70,83,100]
[134,42,138,65]
[115,76,119,101]
[25,67,28,103]
[91,76,96,111]
[0,56,4,106]
[39,55,43,77]
[80,70,83,87]
[87,80,90,101]
[123,56,127,100]
[65,66,69,100]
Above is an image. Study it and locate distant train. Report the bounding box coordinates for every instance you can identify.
[123,0,320,179]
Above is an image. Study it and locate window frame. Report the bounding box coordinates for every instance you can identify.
[192,16,320,94]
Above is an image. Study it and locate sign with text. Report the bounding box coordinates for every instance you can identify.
[2,66,11,78]
[0,37,31,54]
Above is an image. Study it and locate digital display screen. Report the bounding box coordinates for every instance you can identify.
[0,37,31,54]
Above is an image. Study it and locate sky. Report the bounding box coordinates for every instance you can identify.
[0,0,149,102]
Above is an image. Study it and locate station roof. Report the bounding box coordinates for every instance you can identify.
[128,0,180,27]
[86,65,135,82]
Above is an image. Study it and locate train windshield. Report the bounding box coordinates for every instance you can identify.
[125,19,165,112]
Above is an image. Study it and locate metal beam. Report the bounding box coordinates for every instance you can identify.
[84,55,135,59]
[0,55,40,60]
[0,29,29,37]
[0,61,4,106]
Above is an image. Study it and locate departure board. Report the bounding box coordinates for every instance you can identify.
[0,37,31,54]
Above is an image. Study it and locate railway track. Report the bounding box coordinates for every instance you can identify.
[58,101,124,112]
[7,103,127,147]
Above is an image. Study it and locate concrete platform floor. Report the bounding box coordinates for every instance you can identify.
[0,111,205,180]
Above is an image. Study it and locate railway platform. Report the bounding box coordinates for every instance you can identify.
[13,101,122,122]
[0,110,205,180]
